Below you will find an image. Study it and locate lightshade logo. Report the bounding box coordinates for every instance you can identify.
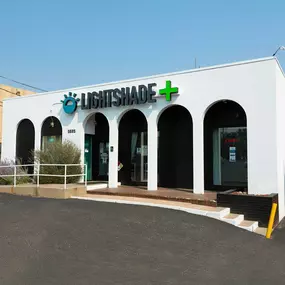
[61,80,179,113]
[159,80,179,101]
[61,92,80,114]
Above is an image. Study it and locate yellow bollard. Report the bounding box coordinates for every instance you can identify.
[266,203,278,239]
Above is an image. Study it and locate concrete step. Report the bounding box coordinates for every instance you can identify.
[206,207,230,219]
[87,182,121,191]
[87,183,108,190]
[179,205,230,218]
[238,220,259,232]
[221,213,244,226]
[254,227,267,236]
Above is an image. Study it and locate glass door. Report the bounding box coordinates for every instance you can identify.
[131,132,148,183]
[84,135,93,181]
[213,127,247,186]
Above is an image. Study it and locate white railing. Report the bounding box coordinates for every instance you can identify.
[0,164,87,190]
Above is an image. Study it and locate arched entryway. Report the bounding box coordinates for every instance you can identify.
[158,105,193,189]
[16,119,35,173]
[41,116,62,150]
[118,109,147,186]
[204,100,247,191]
[84,113,109,181]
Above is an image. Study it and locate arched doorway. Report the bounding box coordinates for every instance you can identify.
[158,105,193,189]
[204,100,247,190]
[84,113,109,181]
[16,119,35,173]
[118,109,147,186]
[41,116,62,150]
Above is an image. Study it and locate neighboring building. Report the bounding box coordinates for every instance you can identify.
[0,85,33,148]
[1,57,285,222]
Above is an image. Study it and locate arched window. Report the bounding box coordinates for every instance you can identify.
[158,105,193,189]
[204,100,247,191]
[41,116,62,150]
[118,110,147,185]
[16,119,35,173]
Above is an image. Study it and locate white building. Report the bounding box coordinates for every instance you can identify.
[2,57,285,219]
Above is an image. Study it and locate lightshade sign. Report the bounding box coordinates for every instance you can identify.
[61,80,179,114]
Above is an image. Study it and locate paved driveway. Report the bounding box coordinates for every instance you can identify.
[0,193,285,285]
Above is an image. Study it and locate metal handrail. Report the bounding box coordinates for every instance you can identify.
[0,164,87,190]
[0,164,84,167]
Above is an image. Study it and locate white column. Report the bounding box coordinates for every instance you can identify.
[34,123,41,152]
[193,118,204,194]
[2,127,17,161]
[147,118,158,191]
[108,119,118,188]
[31,123,41,176]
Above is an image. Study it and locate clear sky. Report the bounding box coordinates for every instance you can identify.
[1,0,285,92]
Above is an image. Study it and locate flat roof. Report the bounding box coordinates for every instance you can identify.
[4,56,283,102]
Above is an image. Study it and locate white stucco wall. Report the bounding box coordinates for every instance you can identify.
[2,57,284,216]
[276,60,285,219]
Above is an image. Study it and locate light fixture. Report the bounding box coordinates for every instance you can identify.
[50,117,54,128]
[272,46,285,56]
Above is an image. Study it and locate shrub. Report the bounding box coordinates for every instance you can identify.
[0,159,31,185]
[33,140,82,184]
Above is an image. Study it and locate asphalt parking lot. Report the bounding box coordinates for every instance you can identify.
[0,193,285,285]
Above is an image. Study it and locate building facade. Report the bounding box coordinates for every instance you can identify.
[0,85,33,146]
[2,57,285,219]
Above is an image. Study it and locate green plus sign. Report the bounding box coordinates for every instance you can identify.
[159,80,179,101]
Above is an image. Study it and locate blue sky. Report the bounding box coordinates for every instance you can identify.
[1,0,285,92]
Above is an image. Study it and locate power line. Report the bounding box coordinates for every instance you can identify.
[0,75,47,92]
[0,87,21,96]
